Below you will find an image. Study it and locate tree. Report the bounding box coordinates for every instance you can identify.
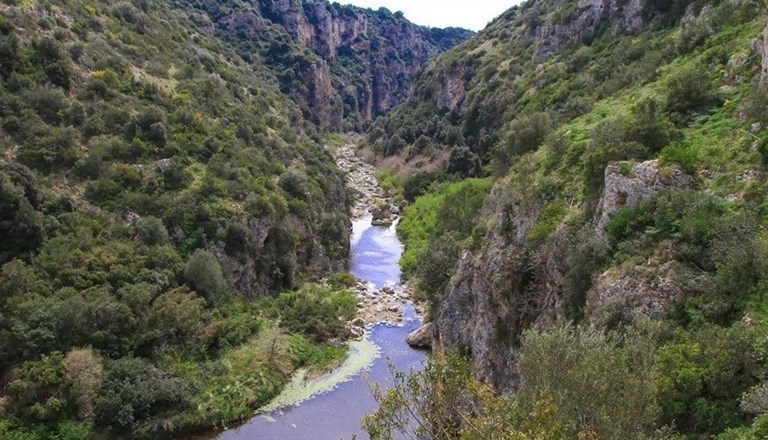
[184,249,227,298]
[0,171,45,263]
[665,64,721,116]
[446,146,481,178]
[63,348,103,419]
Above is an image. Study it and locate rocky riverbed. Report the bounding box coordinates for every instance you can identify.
[334,143,400,223]
[330,142,423,331]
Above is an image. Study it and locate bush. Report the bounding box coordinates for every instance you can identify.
[655,324,767,435]
[147,289,208,352]
[279,169,309,200]
[659,141,699,174]
[516,323,660,439]
[446,146,481,178]
[224,222,253,255]
[676,20,713,54]
[665,64,722,117]
[184,249,227,298]
[628,98,679,153]
[276,284,356,341]
[135,217,170,246]
[0,170,45,263]
[95,357,193,432]
[494,112,552,174]
[415,231,462,316]
[582,119,649,192]
[17,127,81,173]
[402,171,442,203]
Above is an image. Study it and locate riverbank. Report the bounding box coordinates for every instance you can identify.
[332,142,424,328]
[184,139,429,439]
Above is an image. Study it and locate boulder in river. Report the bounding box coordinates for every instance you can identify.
[405,322,433,349]
[371,205,396,226]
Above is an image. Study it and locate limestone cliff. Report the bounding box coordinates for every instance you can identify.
[434,161,694,389]
[182,0,473,130]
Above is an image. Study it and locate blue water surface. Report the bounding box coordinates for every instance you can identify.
[199,216,427,440]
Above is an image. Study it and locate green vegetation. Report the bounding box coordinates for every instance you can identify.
[380,0,768,438]
[0,0,357,438]
[398,178,492,312]
[365,321,768,440]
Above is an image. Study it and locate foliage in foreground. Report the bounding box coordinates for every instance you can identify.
[365,320,768,440]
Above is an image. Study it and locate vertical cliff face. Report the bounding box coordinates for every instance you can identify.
[435,161,694,389]
[184,0,473,131]
[433,183,551,390]
[533,0,646,58]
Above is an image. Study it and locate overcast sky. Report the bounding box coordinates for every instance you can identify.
[338,1,520,31]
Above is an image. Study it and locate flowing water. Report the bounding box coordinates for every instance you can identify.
[202,216,428,440]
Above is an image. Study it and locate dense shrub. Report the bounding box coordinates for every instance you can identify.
[95,358,193,432]
[134,217,170,246]
[415,231,462,316]
[184,249,227,298]
[279,169,309,200]
[665,64,722,117]
[446,146,481,177]
[276,284,356,341]
[0,169,45,263]
[583,120,649,192]
[517,323,660,439]
[402,171,443,203]
[655,324,768,435]
[494,112,552,174]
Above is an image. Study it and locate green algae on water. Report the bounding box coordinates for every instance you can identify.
[258,334,380,414]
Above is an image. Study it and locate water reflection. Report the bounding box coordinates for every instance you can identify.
[209,217,426,440]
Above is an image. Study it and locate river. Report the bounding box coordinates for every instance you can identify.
[203,215,428,440]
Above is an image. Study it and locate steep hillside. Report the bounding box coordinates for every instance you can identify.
[178,0,473,130]
[0,0,363,438]
[371,0,768,438]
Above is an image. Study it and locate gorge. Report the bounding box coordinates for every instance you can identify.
[3,0,768,439]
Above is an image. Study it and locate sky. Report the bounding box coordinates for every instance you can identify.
[338,1,520,31]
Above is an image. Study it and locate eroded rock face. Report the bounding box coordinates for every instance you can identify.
[203,0,473,130]
[210,217,276,299]
[762,17,768,76]
[588,260,695,326]
[596,160,694,232]
[434,184,551,390]
[533,0,645,58]
[434,160,693,390]
[434,66,467,112]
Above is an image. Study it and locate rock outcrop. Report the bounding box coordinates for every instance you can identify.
[761,16,768,76]
[405,323,433,348]
[434,160,693,390]
[434,183,550,390]
[533,0,645,58]
[595,160,694,231]
[434,66,468,112]
[192,0,473,130]
[587,260,693,325]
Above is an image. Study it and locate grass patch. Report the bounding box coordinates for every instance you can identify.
[168,327,349,433]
